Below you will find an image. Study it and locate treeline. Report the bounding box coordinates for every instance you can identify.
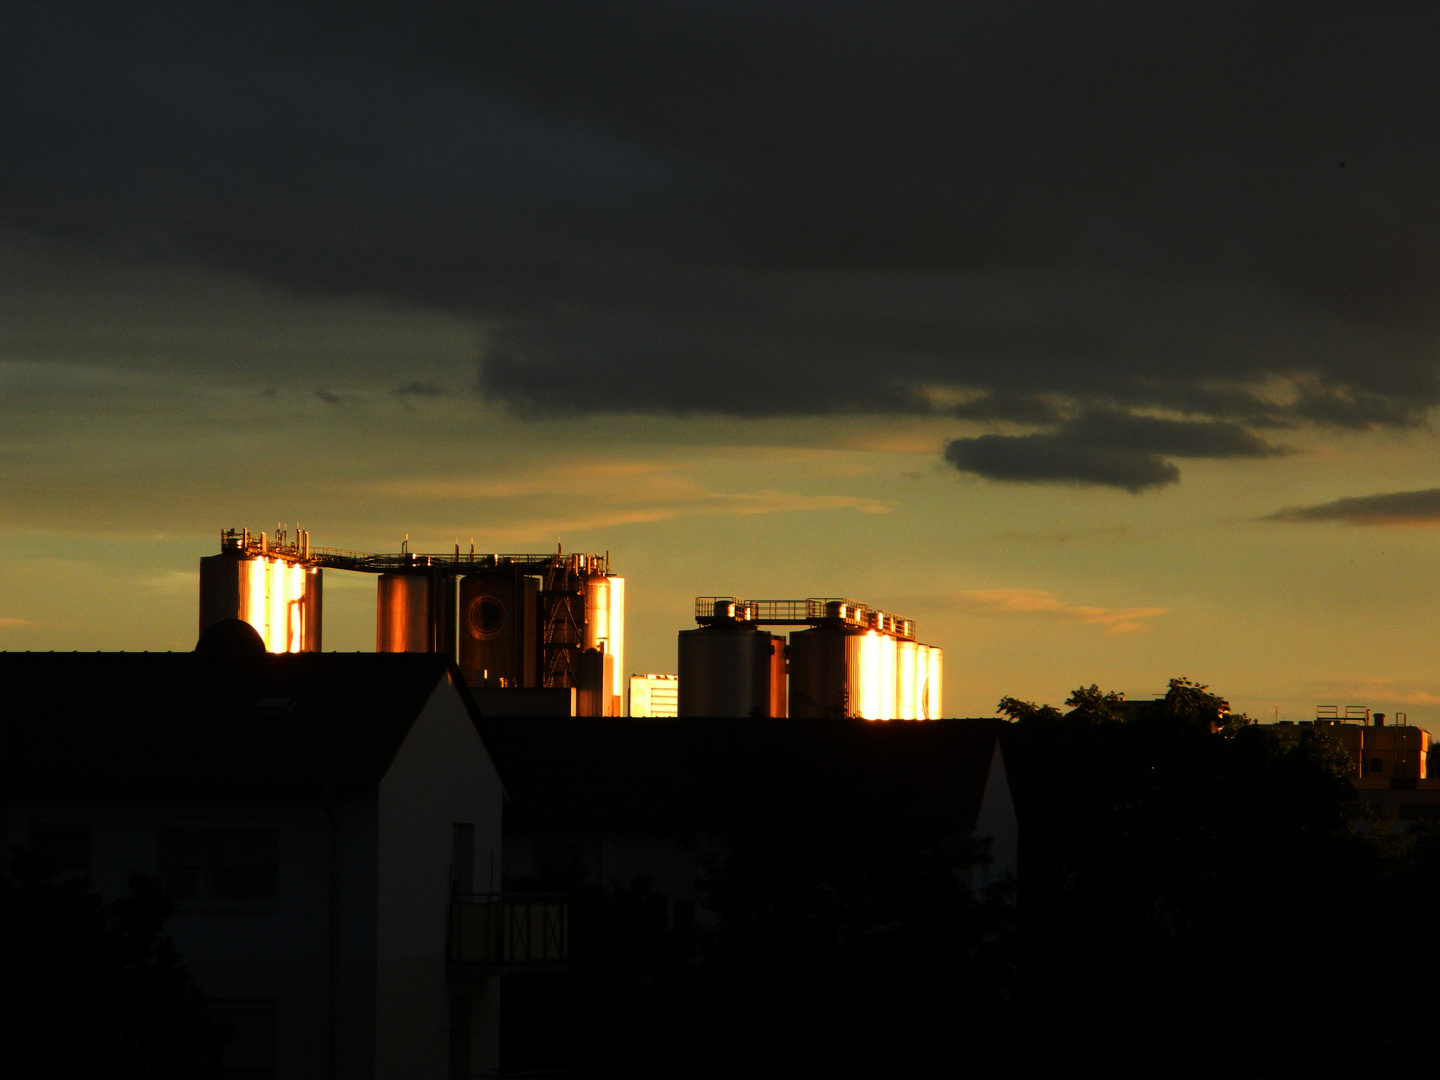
[543,680,1440,1079]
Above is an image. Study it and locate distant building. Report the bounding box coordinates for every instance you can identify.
[1281,709,1440,822]
[629,673,679,717]
[0,646,520,1080]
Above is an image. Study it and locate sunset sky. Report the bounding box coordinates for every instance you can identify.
[5,1,1440,721]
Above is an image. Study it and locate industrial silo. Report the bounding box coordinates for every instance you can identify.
[896,638,919,720]
[583,575,625,716]
[767,634,788,718]
[678,602,781,717]
[377,568,455,654]
[787,620,865,719]
[199,549,321,653]
[577,646,614,717]
[920,645,943,720]
[458,570,539,687]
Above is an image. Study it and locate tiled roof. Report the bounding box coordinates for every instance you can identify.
[0,652,465,792]
[478,716,1006,834]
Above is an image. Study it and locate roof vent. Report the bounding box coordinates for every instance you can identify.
[195,619,267,658]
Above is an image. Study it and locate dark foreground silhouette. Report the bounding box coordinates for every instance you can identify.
[0,850,224,1080]
[507,682,1440,1079]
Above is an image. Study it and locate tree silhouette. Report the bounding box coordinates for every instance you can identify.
[0,848,224,1080]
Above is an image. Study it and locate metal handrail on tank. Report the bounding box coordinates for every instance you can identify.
[694,596,917,639]
[220,529,610,576]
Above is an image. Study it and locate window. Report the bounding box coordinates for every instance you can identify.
[1368,758,1385,773]
[451,823,475,896]
[210,1001,277,1080]
[160,826,278,903]
[31,821,90,876]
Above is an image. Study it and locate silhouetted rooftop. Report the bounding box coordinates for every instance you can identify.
[478,716,1008,834]
[0,652,472,792]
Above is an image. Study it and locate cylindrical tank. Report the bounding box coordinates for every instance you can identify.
[678,622,776,717]
[855,630,898,721]
[303,567,323,652]
[895,639,918,720]
[459,570,538,687]
[921,645,943,719]
[768,635,788,719]
[584,575,625,715]
[377,572,433,652]
[577,646,613,717]
[199,550,254,641]
[199,552,321,653]
[787,624,865,719]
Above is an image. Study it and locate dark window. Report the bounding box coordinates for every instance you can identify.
[31,822,90,875]
[1368,758,1385,773]
[210,1001,277,1080]
[160,827,278,900]
[451,823,475,896]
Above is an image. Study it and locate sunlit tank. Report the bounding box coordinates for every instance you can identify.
[920,645,943,719]
[577,646,614,717]
[678,607,778,717]
[857,629,899,720]
[199,551,321,653]
[895,638,919,720]
[768,635,788,719]
[786,622,865,719]
[377,572,435,652]
[584,575,625,716]
[459,571,538,688]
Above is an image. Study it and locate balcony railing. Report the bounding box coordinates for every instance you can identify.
[448,894,568,977]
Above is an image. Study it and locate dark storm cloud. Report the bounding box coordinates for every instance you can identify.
[4,1,1440,485]
[945,436,1180,493]
[1265,489,1440,526]
[945,412,1283,491]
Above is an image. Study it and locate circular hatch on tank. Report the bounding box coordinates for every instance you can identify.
[468,595,507,637]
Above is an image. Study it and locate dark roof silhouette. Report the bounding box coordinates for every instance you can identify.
[0,652,471,792]
[479,716,1007,834]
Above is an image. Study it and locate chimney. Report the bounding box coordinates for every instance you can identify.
[1375,712,1387,727]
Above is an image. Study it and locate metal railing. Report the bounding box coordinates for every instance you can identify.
[694,596,917,639]
[219,528,609,577]
[448,894,568,977]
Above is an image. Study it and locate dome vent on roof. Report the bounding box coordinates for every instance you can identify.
[195,619,267,657]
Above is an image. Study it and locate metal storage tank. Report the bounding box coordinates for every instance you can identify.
[377,569,454,654]
[577,646,614,717]
[856,628,899,721]
[786,622,865,719]
[199,549,254,641]
[922,646,943,719]
[584,575,625,716]
[895,638,919,720]
[678,605,778,717]
[199,551,321,653]
[768,635,788,719]
[459,570,538,688]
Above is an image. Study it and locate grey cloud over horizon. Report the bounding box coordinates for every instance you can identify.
[3,1,1439,486]
[945,411,1284,491]
[1265,488,1440,526]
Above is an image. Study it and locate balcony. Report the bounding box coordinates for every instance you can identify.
[448,894,567,977]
